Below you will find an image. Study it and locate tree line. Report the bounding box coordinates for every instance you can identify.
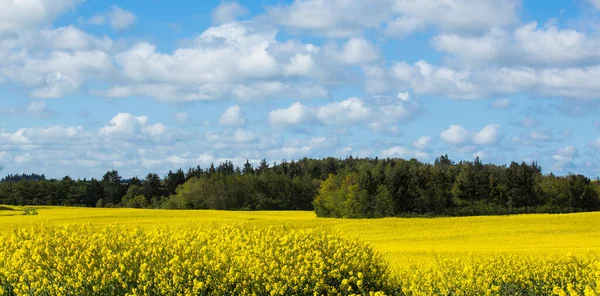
[0,156,599,217]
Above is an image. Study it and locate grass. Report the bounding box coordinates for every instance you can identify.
[1,206,599,271]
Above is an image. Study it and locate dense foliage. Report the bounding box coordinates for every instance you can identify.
[0,224,390,295]
[0,156,599,217]
[313,156,600,217]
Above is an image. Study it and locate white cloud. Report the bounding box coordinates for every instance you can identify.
[385,0,519,37]
[440,124,500,146]
[270,96,418,130]
[32,26,113,51]
[14,153,33,165]
[473,150,489,160]
[473,124,500,145]
[381,146,413,158]
[384,16,424,38]
[109,6,136,31]
[99,113,167,141]
[440,125,469,145]
[316,98,371,125]
[589,138,600,150]
[0,0,83,33]
[211,1,249,25]
[389,60,600,100]
[397,92,410,101]
[553,146,577,170]
[335,38,380,65]
[88,6,136,31]
[433,22,600,67]
[412,136,431,149]
[513,130,555,146]
[264,0,391,37]
[381,146,428,160]
[264,0,519,38]
[267,137,334,159]
[231,129,257,143]
[0,129,30,145]
[283,54,317,76]
[591,0,600,9]
[365,97,419,131]
[269,102,314,126]
[219,105,245,127]
[491,98,511,109]
[363,65,393,94]
[101,22,336,102]
[1,49,115,98]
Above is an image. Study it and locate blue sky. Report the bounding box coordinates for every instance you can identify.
[1,0,600,179]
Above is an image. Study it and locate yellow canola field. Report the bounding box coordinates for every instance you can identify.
[0,224,390,295]
[2,207,599,269]
[1,207,600,295]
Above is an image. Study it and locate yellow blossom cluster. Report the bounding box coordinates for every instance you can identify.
[0,224,391,295]
[394,254,600,295]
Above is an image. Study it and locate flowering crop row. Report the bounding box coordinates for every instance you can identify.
[395,254,600,295]
[1,222,600,295]
[0,224,390,295]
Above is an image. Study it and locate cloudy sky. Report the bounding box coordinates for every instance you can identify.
[0,0,599,179]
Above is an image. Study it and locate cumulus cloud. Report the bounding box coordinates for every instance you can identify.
[219,105,246,127]
[433,22,600,67]
[440,125,469,145]
[268,102,314,126]
[89,6,137,31]
[334,38,380,65]
[95,22,339,102]
[389,60,600,100]
[264,0,519,38]
[99,113,167,141]
[386,0,519,38]
[315,98,371,125]
[512,130,555,146]
[264,0,391,37]
[553,146,577,170]
[211,1,249,25]
[0,126,85,147]
[412,136,431,149]
[269,97,418,129]
[440,124,500,146]
[473,124,500,145]
[397,92,410,101]
[381,146,428,160]
[0,0,83,33]
[267,137,335,159]
[1,46,115,98]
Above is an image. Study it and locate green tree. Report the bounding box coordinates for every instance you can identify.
[101,170,124,206]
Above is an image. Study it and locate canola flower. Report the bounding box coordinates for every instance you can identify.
[394,254,600,295]
[0,224,391,295]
